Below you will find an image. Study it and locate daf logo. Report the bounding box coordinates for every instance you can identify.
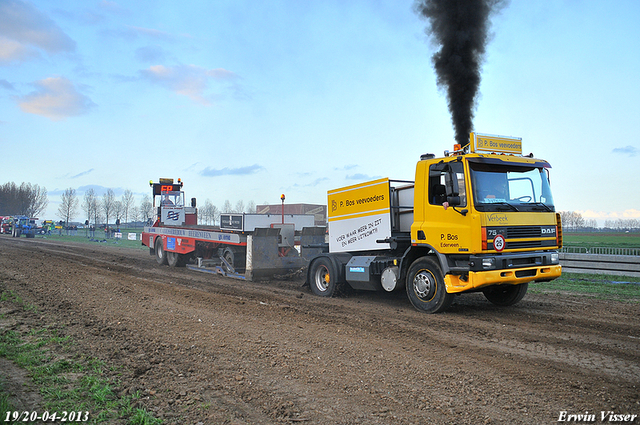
[541,227,556,235]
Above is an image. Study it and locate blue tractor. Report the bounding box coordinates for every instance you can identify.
[12,216,37,238]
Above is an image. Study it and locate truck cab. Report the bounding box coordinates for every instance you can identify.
[410,134,561,303]
[308,133,562,313]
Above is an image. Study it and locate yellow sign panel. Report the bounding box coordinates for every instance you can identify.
[471,133,522,155]
[328,178,390,221]
[327,178,392,252]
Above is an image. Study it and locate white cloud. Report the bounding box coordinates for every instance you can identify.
[578,209,640,219]
[135,45,168,63]
[140,64,239,105]
[0,0,75,64]
[611,146,638,157]
[17,77,95,121]
[200,164,264,177]
[98,1,128,16]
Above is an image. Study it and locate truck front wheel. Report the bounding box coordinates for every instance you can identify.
[406,257,453,314]
[309,257,337,297]
[155,237,168,265]
[483,283,528,306]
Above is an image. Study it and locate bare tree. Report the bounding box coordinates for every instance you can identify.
[58,188,78,234]
[245,200,256,213]
[121,189,135,224]
[113,201,123,227]
[139,196,154,224]
[234,200,245,214]
[560,211,585,231]
[102,189,116,228]
[82,188,97,224]
[26,183,48,218]
[222,199,232,214]
[0,182,48,217]
[199,199,219,225]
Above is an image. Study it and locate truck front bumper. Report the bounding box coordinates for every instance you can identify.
[444,250,562,294]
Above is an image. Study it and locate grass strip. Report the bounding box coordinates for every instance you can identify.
[0,289,162,425]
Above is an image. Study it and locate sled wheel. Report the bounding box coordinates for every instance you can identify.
[167,250,185,267]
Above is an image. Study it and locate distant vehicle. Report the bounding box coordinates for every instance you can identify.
[12,216,37,238]
[0,216,12,235]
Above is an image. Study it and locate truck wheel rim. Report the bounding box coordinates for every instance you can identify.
[413,271,435,300]
[314,265,330,292]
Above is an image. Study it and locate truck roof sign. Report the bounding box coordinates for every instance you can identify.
[470,132,522,155]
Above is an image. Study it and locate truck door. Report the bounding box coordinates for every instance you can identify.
[420,161,472,254]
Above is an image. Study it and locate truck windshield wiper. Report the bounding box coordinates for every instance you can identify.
[530,202,553,212]
[486,202,520,212]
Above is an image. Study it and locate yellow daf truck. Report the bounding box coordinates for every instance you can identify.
[307,133,562,313]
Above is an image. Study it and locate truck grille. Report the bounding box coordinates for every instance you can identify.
[486,225,557,251]
[504,226,541,238]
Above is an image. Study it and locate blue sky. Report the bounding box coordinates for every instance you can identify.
[1,0,639,225]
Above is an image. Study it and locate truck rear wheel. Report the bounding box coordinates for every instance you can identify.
[483,283,528,306]
[406,257,453,314]
[309,257,337,297]
[155,237,168,265]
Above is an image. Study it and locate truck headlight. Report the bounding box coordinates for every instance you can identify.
[551,253,559,264]
[482,258,495,269]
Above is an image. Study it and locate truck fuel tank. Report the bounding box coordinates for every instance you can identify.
[344,256,401,291]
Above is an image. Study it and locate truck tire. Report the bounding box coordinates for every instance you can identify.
[406,257,453,314]
[483,283,528,307]
[167,251,186,267]
[309,257,338,297]
[155,237,168,265]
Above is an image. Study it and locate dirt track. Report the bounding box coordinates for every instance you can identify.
[1,236,639,424]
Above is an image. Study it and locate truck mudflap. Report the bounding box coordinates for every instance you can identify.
[444,264,562,294]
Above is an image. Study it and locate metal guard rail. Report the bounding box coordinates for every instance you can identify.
[559,251,640,278]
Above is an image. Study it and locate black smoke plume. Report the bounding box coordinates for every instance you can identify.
[415,0,506,147]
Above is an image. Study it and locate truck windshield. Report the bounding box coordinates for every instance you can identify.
[159,191,184,207]
[470,162,555,212]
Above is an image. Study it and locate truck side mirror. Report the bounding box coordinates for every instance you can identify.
[446,195,461,206]
[444,169,459,197]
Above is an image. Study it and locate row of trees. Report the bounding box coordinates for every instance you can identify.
[0,182,48,217]
[197,199,257,225]
[58,188,156,228]
[603,218,640,232]
[560,211,640,232]
[57,186,258,228]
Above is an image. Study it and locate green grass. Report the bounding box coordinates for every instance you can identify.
[0,289,162,424]
[32,227,147,250]
[0,380,16,421]
[563,232,640,249]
